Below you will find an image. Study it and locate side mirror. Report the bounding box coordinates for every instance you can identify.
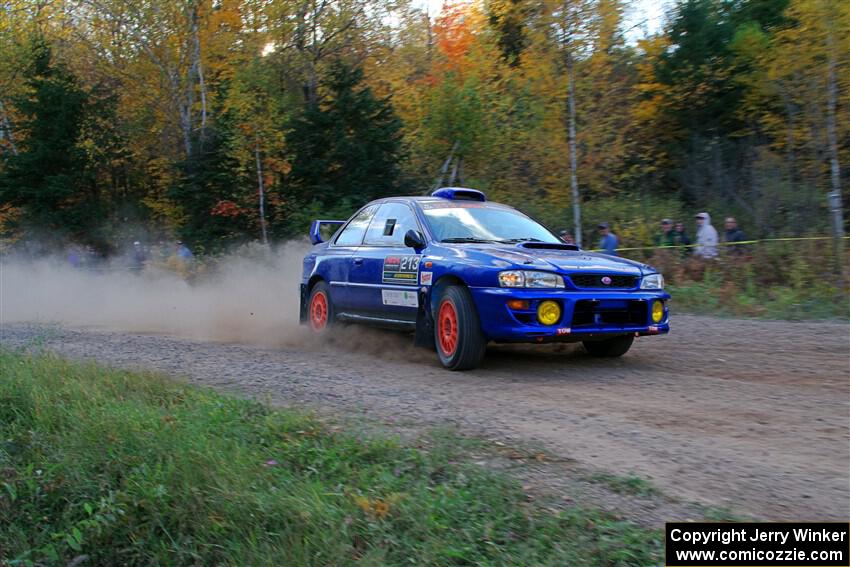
[404,229,426,251]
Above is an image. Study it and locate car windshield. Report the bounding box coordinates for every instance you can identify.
[420,202,561,244]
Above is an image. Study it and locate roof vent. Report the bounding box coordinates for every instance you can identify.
[431,187,486,202]
[517,242,579,251]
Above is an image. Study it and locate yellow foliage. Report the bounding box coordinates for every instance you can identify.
[353,493,405,520]
[0,203,22,250]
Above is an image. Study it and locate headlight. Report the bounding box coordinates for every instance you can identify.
[640,273,664,290]
[499,270,565,288]
[498,271,525,287]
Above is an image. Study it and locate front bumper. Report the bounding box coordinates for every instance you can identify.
[468,287,670,343]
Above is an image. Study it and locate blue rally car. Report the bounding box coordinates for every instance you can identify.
[300,188,669,370]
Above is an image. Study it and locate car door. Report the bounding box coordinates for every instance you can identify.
[347,202,423,322]
[325,204,379,312]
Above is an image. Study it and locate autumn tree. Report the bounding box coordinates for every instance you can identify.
[0,40,101,244]
[749,0,849,240]
[286,62,405,226]
[488,0,535,66]
[0,0,844,253]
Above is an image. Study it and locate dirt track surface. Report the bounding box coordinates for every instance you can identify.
[2,315,849,521]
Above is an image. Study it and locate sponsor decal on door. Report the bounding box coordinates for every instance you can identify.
[383,255,420,285]
[382,289,419,307]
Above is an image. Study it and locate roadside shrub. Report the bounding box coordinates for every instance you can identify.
[658,240,848,319]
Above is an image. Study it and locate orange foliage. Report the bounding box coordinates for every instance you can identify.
[210,200,244,218]
[434,0,476,72]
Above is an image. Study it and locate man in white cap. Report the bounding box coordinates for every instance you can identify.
[694,212,718,258]
[131,240,148,272]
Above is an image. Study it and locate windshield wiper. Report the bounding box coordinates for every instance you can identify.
[503,238,543,243]
[440,237,505,243]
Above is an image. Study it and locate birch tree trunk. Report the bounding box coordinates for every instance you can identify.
[0,100,18,156]
[558,0,582,247]
[449,157,459,186]
[255,137,269,246]
[75,0,201,159]
[179,77,194,158]
[825,27,845,286]
[434,140,459,190]
[567,51,582,247]
[191,4,207,145]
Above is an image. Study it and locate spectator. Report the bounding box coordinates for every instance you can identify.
[694,212,718,258]
[82,245,100,269]
[673,221,692,248]
[723,217,747,254]
[558,229,575,245]
[168,240,195,278]
[655,219,676,247]
[130,241,148,272]
[175,240,194,260]
[597,222,618,256]
[67,245,83,268]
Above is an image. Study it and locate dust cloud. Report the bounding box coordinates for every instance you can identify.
[1,241,435,362]
[1,240,439,363]
[1,241,313,345]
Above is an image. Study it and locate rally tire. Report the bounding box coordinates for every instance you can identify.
[583,335,634,358]
[307,281,335,334]
[434,285,486,371]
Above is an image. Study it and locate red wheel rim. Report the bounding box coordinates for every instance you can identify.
[438,300,458,356]
[309,290,329,332]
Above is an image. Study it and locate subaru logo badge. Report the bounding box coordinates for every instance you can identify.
[601,276,612,285]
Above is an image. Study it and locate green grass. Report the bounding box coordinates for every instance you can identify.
[0,350,661,566]
[583,473,660,499]
[669,281,849,320]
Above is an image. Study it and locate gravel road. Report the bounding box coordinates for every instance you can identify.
[2,315,848,521]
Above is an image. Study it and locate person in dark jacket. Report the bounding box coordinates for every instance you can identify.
[673,221,691,245]
[655,219,676,247]
[673,221,692,254]
[723,217,747,254]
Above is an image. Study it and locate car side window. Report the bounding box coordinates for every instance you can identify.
[363,203,419,246]
[335,205,378,247]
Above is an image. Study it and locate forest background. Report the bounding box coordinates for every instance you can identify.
[0,0,847,316]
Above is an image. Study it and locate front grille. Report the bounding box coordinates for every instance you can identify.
[572,299,646,328]
[569,274,638,289]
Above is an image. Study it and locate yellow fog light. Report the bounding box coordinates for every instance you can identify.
[537,301,561,325]
[651,300,664,323]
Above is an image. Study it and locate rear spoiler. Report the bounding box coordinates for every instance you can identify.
[309,220,345,245]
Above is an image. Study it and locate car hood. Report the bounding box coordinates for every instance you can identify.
[463,243,650,275]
